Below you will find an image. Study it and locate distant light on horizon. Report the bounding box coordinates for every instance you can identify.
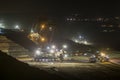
[75,39,79,43]
[84,41,87,44]
[15,25,20,29]
[0,23,5,28]
[72,36,92,45]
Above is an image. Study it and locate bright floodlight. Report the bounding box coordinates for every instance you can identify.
[41,37,45,42]
[0,23,2,26]
[15,25,20,29]
[101,52,105,57]
[49,27,52,31]
[79,35,82,39]
[51,45,56,49]
[41,24,45,29]
[64,54,68,58]
[0,23,5,28]
[50,49,55,53]
[84,41,87,44]
[75,39,78,43]
[47,46,50,49]
[63,44,67,49]
[31,29,34,33]
[35,50,40,55]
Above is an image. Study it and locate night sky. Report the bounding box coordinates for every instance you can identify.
[0,0,120,50]
[0,1,119,14]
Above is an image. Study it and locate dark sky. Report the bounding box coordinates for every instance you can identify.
[0,0,119,27]
[0,0,119,15]
[0,0,119,23]
[0,0,120,50]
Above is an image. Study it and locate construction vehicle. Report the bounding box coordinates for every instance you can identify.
[89,52,109,63]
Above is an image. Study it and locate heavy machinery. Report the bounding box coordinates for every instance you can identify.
[33,48,58,62]
[89,52,109,63]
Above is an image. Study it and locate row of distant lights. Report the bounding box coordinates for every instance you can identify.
[74,39,88,45]
[46,45,68,53]
[72,35,90,45]
[67,16,120,22]
[35,44,68,56]
[47,45,67,49]
[0,23,20,29]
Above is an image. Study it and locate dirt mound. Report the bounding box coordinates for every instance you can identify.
[0,50,64,80]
